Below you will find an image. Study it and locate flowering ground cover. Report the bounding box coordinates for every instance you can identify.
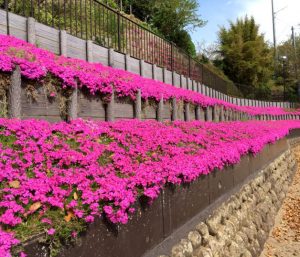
[0,34,298,117]
[0,118,300,256]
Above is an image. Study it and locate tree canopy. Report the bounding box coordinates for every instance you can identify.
[276,35,300,101]
[121,0,206,56]
[216,16,274,99]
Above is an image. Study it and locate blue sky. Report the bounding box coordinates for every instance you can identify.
[191,0,300,51]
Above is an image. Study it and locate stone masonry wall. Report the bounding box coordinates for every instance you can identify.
[159,143,299,257]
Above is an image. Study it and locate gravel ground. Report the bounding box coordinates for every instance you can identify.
[260,149,300,257]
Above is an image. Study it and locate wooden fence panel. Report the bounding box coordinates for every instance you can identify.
[21,83,61,122]
[78,92,106,120]
[7,12,27,41]
[113,52,126,70]
[173,73,181,88]
[126,56,140,75]
[163,101,172,120]
[143,62,153,79]
[181,76,187,89]
[35,22,60,54]
[142,101,157,120]
[67,34,87,60]
[189,104,196,121]
[164,70,173,85]
[155,67,164,82]
[0,9,7,35]
[177,102,185,121]
[114,98,135,119]
[92,44,109,66]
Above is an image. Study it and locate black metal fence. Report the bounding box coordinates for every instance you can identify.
[1,0,236,94]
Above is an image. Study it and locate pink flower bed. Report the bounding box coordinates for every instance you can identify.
[0,34,298,117]
[1,118,300,256]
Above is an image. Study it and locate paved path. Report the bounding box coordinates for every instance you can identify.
[260,149,300,257]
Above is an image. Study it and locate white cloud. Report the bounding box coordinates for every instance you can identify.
[238,0,300,44]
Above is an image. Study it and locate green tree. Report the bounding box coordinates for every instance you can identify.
[216,16,273,99]
[276,35,300,101]
[122,0,206,56]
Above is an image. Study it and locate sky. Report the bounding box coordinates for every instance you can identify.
[191,0,300,50]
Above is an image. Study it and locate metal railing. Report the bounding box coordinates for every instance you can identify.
[1,0,234,94]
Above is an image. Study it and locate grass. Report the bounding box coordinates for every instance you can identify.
[13,209,86,256]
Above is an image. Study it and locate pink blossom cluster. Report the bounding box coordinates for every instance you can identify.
[0,35,298,117]
[1,118,300,255]
[0,230,20,257]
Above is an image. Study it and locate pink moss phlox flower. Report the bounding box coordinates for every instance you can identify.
[47,228,56,235]
[0,34,299,116]
[0,229,20,257]
[0,118,300,254]
[41,218,52,225]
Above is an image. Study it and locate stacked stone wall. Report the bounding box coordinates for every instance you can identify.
[161,143,299,257]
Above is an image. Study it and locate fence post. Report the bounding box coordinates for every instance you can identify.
[5,0,9,35]
[108,48,115,67]
[196,106,205,121]
[213,106,220,122]
[125,54,130,71]
[106,89,115,121]
[157,95,164,122]
[27,17,36,44]
[191,80,195,91]
[59,30,67,56]
[152,64,157,80]
[197,82,201,93]
[68,85,78,121]
[226,109,231,121]
[195,105,200,120]
[180,75,183,88]
[220,106,225,121]
[86,40,93,62]
[188,78,192,90]
[172,71,176,86]
[162,67,167,83]
[8,66,22,118]
[135,89,142,120]
[171,98,177,121]
[202,85,206,95]
[140,60,145,77]
[205,107,212,121]
[184,102,190,121]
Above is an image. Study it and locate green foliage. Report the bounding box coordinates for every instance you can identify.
[122,0,206,56]
[217,16,273,98]
[2,0,205,58]
[0,133,16,148]
[195,54,243,97]
[13,209,86,257]
[0,97,7,118]
[0,74,8,118]
[276,35,300,101]
[97,150,114,166]
[3,0,122,49]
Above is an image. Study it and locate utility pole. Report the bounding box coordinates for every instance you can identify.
[292,26,298,76]
[292,26,300,98]
[271,0,277,63]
